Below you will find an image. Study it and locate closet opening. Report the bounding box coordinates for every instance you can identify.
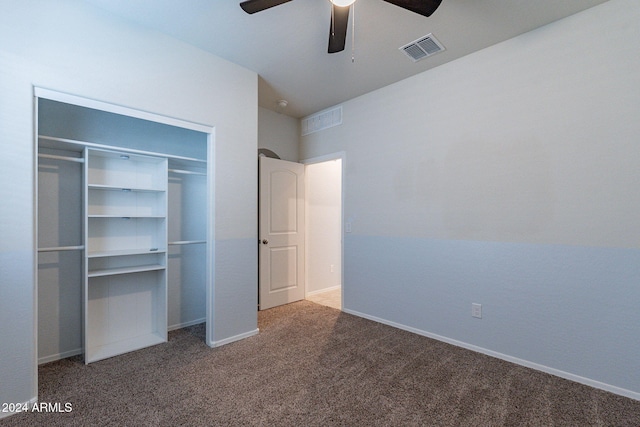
[34,89,214,367]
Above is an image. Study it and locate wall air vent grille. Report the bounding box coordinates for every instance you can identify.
[301,106,342,136]
[400,33,445,62]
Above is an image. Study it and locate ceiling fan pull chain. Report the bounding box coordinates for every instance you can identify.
[351,2,355,62]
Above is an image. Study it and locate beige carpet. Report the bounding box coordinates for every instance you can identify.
[2,301,639,426]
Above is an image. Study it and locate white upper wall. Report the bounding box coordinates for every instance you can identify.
[0,0,257,410]
[258,107,299,162]
[301,0,640,250]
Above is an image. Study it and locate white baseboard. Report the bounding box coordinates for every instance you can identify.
[343,308,640,402]
[168,317,206,332]
[38,348,83,365]
[37,319,205,365]
[306,285,341,297]
[208,328,259,348]
[0,397,38,420]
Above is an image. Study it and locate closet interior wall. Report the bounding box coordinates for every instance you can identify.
[37,99,208,364]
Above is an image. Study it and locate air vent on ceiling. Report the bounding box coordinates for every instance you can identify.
[301,106,342,136]
[400,33,445,62]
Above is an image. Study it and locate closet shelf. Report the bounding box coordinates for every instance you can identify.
[88,248,167,258]
[88,264,166,277]
[88,184,165,193]
[168,168,206,176]
[88,214,166,219]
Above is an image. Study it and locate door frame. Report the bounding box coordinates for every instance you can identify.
[301,151,346,310]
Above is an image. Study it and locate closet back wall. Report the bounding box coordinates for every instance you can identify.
[39,100,208,159]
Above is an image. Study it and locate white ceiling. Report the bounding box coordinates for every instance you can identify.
[83,0,609,118]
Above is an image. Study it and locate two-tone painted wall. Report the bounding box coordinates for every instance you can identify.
[301,0,640,399]
[0,0,258,412]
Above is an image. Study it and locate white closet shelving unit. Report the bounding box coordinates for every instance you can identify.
[37,133,208,364]
[84,149,168,363]
[36,93,211,365]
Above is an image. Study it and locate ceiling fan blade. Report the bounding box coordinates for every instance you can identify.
[240,0,292,14]
[328,4,350,54]
[382,0,443,17]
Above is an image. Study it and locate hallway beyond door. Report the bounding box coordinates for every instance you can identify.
[306,287,341,310]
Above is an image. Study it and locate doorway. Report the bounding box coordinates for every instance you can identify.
[257,152,344,311]
[304,154,344,311]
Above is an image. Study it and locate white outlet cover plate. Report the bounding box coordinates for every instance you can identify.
[472,303,482,318]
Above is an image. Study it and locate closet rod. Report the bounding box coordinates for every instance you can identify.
[38,245,85,253]
[168,240,206,246]
[38,153,84,163]
[168,168,207,176]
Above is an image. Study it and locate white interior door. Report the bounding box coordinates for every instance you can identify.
[259,156,305,310]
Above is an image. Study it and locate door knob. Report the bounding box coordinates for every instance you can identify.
[262,239,268,245]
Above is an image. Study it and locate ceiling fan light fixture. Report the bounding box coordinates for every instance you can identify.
[330,0,356,7]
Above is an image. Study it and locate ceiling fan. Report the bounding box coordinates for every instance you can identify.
[239,0,443,54]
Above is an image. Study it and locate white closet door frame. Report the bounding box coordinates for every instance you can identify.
[33,87,216,367]
[34,88,213,133]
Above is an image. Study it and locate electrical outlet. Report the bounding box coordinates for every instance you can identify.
[471,303,482,318]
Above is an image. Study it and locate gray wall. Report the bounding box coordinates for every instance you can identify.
[258,107,299,162]
[300,0,640,399]
[0,0,257,412]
